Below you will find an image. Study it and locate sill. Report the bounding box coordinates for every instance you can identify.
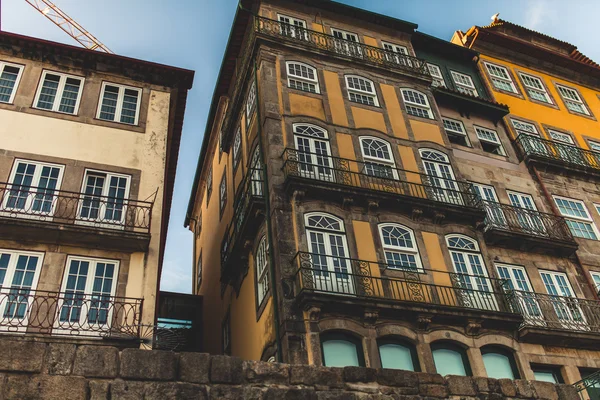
[564,108,597,121]
[348,99,381,110]
[491,87,524,100]
[406,113,436,122]
[31,106,79,117]
[287,86,321,96]
[526,97,559,110]
[94,117,139,127]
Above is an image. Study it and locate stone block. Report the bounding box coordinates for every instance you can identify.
[4,375,87,400]
[208,385,265,399]
[0,340,46,372]
[514,379,536,398]
[290,365,344,388]
[555,384,579,400]
[89,380,110,400]
[73,345,119,378]
[531,380,558,400]
[317,391,360,400]
[343,366,377,383]
[264,387,318,400]
[111,380,206,400]
[179,352,210,384]
[120,348,178,381]
[416,372,444,385]
[44,343,76,375]
[209,355,244,384]
[498,378,517,397]
[473,376,490,393]
[418,383,449,398]
[244,360,289,384]
[376,368,418,387]
[446,375,476,396]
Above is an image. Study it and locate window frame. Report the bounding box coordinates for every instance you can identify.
[589,270,600,293]
[588,140,600,153]
[483,62,518,94]
[320,331,365,367]
[377,336,420,371]
[381,41,409,55]
[474,125,505,156]
[431,341,472,376]
[33,70,85,115]
[547,129,575,145]
[426,63,446,88]
[400,88,434,119]
[511,118,540,137]
[96,82,142,125]
[246,79,257,126]
[285,61,320,94]
[450,70,478,97]
[481,345,520,379]
[277,14,307,40]
[345,75,379,107]
[359,136,398,180]
[531,365,564,384]
[442,117,469,147]
[0,61,25,104]
[518,72,551,104]
[553,195,599,240]
[255,235,270,309]
[76,169,132,228]
[232,126,242,170]
[196,250,202,291]
[219,169,227,217]
[378,223,423,272]
[206,166,213,206]
[555,83,590,116]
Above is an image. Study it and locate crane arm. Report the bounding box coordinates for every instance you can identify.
[24,0,113,53]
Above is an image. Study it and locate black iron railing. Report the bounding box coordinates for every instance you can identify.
[0,288,142,338]
[282,149,481,209]
[515,133,600,172]
[574,370,600,398]
[293,252,514,313]
[255,16,430,77]
[0,183,153,234]
[508,290,600,332]
[482,201,574,242]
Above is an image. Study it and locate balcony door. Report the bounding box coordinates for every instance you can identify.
[293,124,333,182]
[77,170,131,228]
[331,28,361,57]
[540,270,588,330]
[420,149,462,205]
[0,250,43,332]
[305,213,354,295]
[507,191,546,236]
[249,147,263,196]
[446,235,498,311]
[3,160,64,217]
[472,183,505,226]
[495,264,543,325]
[277,14,307,40]
[548,129,584,165]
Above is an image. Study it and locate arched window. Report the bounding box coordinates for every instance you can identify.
[481,345,520,379]
[401,89,433,119]
[431,341,471,376]
[293,123,333,182]
[286,61,320,93]
[379,224,422,272]
[360,137,398,179]
[304,213,353,294]
[378,337,420,371]
[419,148,461,204]
[345,75,379,106]
[255,236,269,306]
[321,332,364,367]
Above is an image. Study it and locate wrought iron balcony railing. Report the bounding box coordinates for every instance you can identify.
[515,133,600,172]
[509,290,600,333]
[0,183,153,234]
[0,288,143,338]
[574,370,600,398]
[282,149,481,209]
[293,252,514,313]
[482,201,575,243]
[255,16,430,77]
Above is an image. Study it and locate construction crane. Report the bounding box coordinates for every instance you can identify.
[24,0,113,53]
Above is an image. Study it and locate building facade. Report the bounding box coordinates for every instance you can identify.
[186,1,600,396]
[0,32,193,341]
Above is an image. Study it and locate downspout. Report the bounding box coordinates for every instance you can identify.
[531,165,599,300]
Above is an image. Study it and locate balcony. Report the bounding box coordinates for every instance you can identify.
[515,133,600,177]
[0,288,142,340]
[0,183,152,251]
[282,149,484,222]
[221,168,265,288]
[481,201,577,255]
[292,252,522,329]
[511,290,600,349]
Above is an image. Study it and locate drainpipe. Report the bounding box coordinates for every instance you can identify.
[531,165,599,300]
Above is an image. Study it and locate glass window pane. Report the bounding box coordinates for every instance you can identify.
[533,370,557,383]
[483,352,515,379]
[379,343,415,371]
[433,348,467,376]
[323,339,360,367]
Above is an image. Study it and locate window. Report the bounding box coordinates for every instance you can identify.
[481,346,520,379]
[219,171,227,215]
[222,312,231,355]
[442,117,469,146]
[78,170,130,227]
[589,141,600,153]
[195,211,202,237]
[232,126,242,169]
[450,71,478,97]
[401,89,433,119]
[496,264,535,293]
[196,251,202,290]
[206,167,213,205]
[431,342,471,376]
[321,332,364,367]
[382,41,408,55]
[580,368,600,399]
[511,119,539,137]
[58,256,119,330]
[3,160,64,216]
[548,129,575,145]
[0,61,24,103]
[540,270,587,329]
[420,149,462,205]
[345,75,378,106]
[360,137,397,179]
[519,73,551,103]
[286,62,319,93]
[382,41,410,66]
[277,14,307,39]
[378,338,419,371]
[589,270,600,293]
[531,365,563,384]
[427,63,446,88]
[331,28,361,56]
[475,126,505,155]
[255,236,269,306]
[97,83,142,125]
[34,71,84,114]
[556,84,590,115]
[379,224,422,272]
[553,196,598,240]
[293,123,333,182]
[0,250,43,329]
[507,191,545,234]
[246,80,257,124]
[484,62,517,93]
[471,182,499,203]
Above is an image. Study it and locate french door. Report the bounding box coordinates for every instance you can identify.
[421,154,462,205]
[507,191,546,235]
[472,183,505,226]
[540,271,587,330]
[249,148,263,196]
[78,170,130,228]
[306,225,354,294]
[294,135,334,182]
[496,264,543,324]
[331,29,361,57]
[548,130,584,165]
[277,15,307,40]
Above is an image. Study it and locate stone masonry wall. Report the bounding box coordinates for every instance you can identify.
[0,337,579,399]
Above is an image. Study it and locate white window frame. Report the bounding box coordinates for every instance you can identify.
[401,88,434,119]
[548,129,575,145]
[553,195,599,240]
[96,82,142,125]
[539,269,588,330]
[589,141,600,153]
[518,72,551,103]
[255,236,269,305]
[76,169,131,229]
[196,252,202,290]
[450,70,478,97]
[484,62,517,93]
[382,41,410,66]
[345,75,379,107]
[381,41,408,55]
[475,126,505,155]
[589,270,600,293]
[426,63,446,88]
[293,123,333,182]
[555,84,590,116]
[331,28,361,57]
[331,28,359,42]
[34,70,84,114]
[277,14,307,40]
[246,79,257,125]
[378,223,422,272]
[511,119,539,137]
[442,117,469,146]
[286,61,320,94]
[471,182,499,202]
[359,136,398,179]
[219,171,227,213]
[0,61,24,104]
[232,126,242,169]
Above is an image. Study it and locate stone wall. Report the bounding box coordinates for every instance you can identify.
[0,337,579,399]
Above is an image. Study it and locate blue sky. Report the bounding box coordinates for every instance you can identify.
[3,0,599,293]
